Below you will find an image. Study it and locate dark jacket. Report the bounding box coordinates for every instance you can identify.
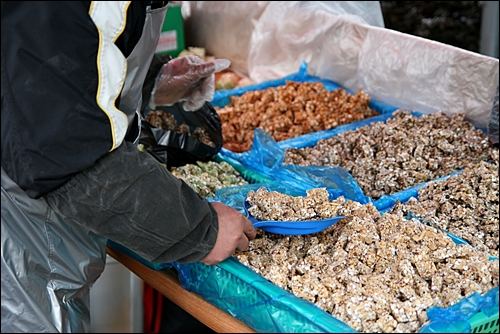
[1,1,218,264]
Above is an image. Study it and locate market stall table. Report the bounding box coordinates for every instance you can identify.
[106,246,256,333]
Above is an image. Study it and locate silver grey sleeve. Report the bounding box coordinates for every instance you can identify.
[44,141,218,264]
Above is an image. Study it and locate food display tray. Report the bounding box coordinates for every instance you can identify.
[111,63,498,333]
[107,239,498,333]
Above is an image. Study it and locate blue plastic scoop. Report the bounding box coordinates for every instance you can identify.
[244,200,345,235]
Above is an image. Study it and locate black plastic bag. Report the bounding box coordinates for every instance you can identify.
[139,101,223,169]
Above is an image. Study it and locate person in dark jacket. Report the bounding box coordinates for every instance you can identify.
[1,2,256,332]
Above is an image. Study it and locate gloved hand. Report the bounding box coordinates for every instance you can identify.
[149,55,231,111]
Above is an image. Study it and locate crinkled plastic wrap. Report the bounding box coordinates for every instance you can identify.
[221,127,372,206]
[247,2,382,86]
[181,1,384,77]
[418,287,499,333]
[246,1,499,130]
[172,257,357,333]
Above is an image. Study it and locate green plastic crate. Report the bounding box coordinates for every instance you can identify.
[470,311,499,333]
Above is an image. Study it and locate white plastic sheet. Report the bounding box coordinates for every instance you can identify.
[248,1,499,129]
[181,1,499,129]
[357,27,499,129]
[180,1,383,77]
[248,2,377,89]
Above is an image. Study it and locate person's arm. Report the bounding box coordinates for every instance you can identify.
[2,1,254,264]
[44,141,221,264]
[44,139,256,264]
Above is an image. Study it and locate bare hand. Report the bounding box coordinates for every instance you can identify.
[200,202,257,265]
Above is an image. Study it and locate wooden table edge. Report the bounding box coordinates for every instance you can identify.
[106,246,256,333]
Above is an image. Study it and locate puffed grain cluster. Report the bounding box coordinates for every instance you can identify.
[235,190,498,333]
[246,187,345,221]
[145,109,216,148]
[216,81,377,152]
[389,157,499,258]
[170,161,248,198]
[283,110,498,199]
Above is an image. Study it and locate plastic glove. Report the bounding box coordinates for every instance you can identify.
[150,55,230,111]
